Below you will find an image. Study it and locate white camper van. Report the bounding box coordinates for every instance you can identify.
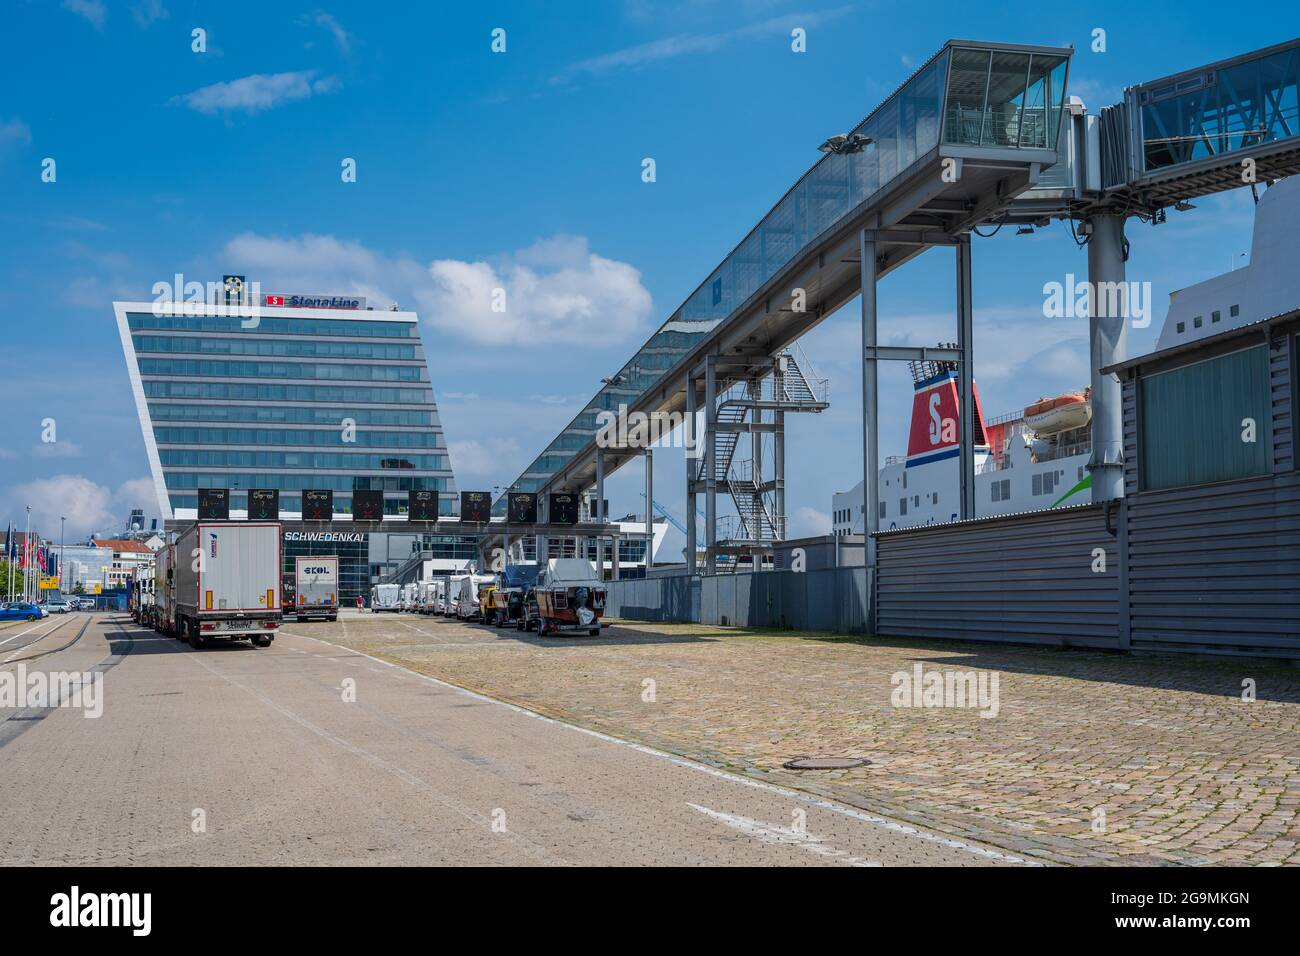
[370,583,400,612]
[446,574,469,616]
[400,582,419,612]
[456,573,496,620]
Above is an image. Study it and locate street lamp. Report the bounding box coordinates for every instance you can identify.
[23,505,31,602]
[59,516,66,597]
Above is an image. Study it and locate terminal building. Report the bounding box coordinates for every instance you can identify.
[114,284,472,602]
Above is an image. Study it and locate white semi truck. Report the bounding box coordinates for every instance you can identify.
[169,522,283,648]
[293,555,339,622]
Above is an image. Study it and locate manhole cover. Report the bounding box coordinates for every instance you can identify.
[783,756,871,770]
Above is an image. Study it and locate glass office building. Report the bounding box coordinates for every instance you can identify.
[115,294,457,521]
[115,292,462,603]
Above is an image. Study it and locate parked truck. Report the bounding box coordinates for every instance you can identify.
[169,522,283,648]
[293,555,339,622]
[153,542,176,637]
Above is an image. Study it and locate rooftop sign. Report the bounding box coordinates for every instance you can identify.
[263,293,366,310]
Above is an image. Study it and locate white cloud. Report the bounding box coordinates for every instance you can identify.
[114,477,158,516]
[302,10,351,54]
[0,117,31,150]
[220,231,653,347]
[788,505,831,538]
[1,475,157,540]
[554,6,853,82]
[447,438,523,484]
[420,235,653,345]
[31,441,83,460]
[171,71,340,116]
[63,0,107,29]
[4,476,113,539]
[129,0,168,28]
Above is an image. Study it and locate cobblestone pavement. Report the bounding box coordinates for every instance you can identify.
[303,611,1300,866]
[0,615,1018,866]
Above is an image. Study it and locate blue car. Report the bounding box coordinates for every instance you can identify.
[0,602,43,622]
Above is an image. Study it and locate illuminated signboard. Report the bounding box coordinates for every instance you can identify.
[460,492,491,523]
[198,488,230,520]
[408,490,439,521]
[247,489,279,521]
[303,490,334,521]
[352,490,385,522]
[507,492,537,524]
[549,493,579,525]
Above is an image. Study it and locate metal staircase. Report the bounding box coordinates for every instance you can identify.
[696,346,828,571]
[696,401,748,482]
[728,460,780,540]
[779,346,827,404]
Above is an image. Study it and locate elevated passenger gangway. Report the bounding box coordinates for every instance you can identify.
[500,39,1075,572]
[1008,37,1300,220]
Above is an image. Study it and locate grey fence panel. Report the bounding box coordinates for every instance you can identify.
[1126,472,1300,656]
[608,566,869,632]
[875,505,1121,649]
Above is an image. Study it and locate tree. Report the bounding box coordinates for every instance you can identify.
[0,559,26,599]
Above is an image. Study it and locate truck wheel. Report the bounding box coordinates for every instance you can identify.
[328,615,337,622]
[252,635,272,648]
[189,621,206,649]
[590,628,600,637]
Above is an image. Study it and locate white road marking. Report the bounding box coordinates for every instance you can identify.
[280,630,1041,866]
[1,617,70,654]
[688,803,880,866]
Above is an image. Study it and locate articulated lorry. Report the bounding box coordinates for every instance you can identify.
[166,522,283,648]
[293,555,339,622]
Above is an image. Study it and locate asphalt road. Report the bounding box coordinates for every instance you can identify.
[0,613,1026,866]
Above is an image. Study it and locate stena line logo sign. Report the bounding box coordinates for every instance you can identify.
[263,293,366,310]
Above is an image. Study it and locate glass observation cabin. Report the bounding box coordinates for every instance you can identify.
[500,40,1071,510]
[1126,37,1300,187]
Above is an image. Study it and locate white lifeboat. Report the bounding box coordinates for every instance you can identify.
[1024,390,1091,435]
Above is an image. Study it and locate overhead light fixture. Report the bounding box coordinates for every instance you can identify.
[1173,199,1197,211]
[818,132,874,155]
[1016,226,1034,236]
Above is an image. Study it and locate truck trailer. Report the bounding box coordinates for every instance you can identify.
[169,522,283,648]
[293,555,339,622]
[153,542,176,637]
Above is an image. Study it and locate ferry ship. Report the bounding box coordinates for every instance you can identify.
[832,175,1300,534]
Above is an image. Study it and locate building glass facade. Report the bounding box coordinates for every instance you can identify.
[117,301,458,520]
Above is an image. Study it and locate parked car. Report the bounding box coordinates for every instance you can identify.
[45,599,72,614]
[0,602,43,622]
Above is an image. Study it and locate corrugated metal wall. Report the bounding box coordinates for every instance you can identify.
[607,567,869,632]
[1118,335,1300,657]
[608,331,1298,658]
[1125,473,1300,656]
[875,505,1121,649]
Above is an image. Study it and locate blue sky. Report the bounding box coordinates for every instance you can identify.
[1,0,1295,549]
